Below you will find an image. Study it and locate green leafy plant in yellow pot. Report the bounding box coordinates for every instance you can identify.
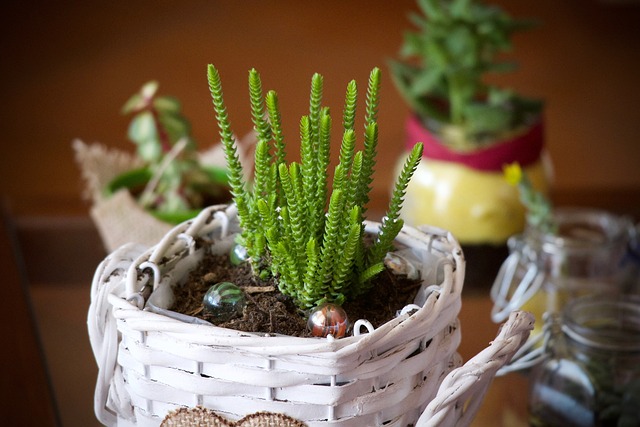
[389,0,550,249]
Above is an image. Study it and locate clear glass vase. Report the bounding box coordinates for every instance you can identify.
[529,294,640,427]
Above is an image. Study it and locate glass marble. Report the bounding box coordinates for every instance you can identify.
[230,244,249,265]
[203,282,246,322]
[307,303,349,338]
[384,252,419,280]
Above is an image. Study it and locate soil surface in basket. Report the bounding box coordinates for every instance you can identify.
[171,251,422,337]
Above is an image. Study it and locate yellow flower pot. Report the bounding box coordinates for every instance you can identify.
[400,158,549,245]
[398,115,550,246]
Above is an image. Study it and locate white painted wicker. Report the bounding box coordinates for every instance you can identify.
[88,204,533,427]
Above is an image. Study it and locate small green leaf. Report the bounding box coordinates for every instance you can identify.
[159,112,190,144]
[122,81,158,114]
[153,96,181,114]
[409,67,442,97]
[464,103,512,134]
[121,93,144,114]
[342,80,357,131]
[128,112,156,144]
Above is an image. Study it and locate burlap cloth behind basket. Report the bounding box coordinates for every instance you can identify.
[161,407,307,427]
[73,134,255,252]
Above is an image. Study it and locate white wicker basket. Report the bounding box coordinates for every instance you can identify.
[88,204,533,427]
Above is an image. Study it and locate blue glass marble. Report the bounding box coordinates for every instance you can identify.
[203,282,246,322]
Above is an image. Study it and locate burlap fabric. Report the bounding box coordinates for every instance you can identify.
[161,407,306,427]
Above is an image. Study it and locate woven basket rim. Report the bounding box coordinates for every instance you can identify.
[112,204,465,350]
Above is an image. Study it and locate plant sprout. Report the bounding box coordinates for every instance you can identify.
[504,162,555,234]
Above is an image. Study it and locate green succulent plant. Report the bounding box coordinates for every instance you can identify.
[208,65,424,309]
[122,81,228,215]
[389,0,543,149]
[503,162,555,234]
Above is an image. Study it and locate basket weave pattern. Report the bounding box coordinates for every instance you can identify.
[88,205,533,427]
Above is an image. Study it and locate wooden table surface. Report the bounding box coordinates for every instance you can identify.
[0,206,60,426]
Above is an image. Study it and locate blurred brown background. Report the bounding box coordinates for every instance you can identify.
[1,1,639,426]
[2,0,640,217]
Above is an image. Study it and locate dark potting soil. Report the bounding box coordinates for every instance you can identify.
[170,251,422,337]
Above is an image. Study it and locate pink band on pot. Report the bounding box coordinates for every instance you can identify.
[405,115,544,172]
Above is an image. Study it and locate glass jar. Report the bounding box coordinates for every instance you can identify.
[529,294,640,427]
[491,208,636,339]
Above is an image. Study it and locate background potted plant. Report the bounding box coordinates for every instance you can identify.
[389,0,551,285]
[74,81,255,251]
[88,65,533,426]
